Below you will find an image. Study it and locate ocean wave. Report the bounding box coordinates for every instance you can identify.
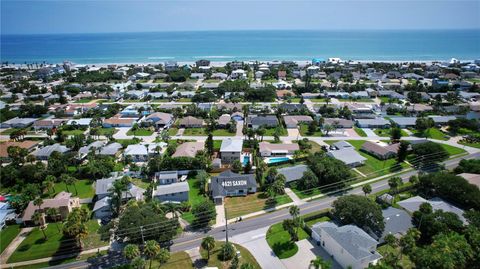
[191,56,236,59]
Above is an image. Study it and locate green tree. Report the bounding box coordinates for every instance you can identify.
[31,212,47,240]
[390,127,402,142]
[310,256,332,269]
[144,240,160,269]
[240,263,255,269]
[155,248,170,268]
[396,141,409,163]
[192,200,216,228]
[308,120,318,135]
[201,236,216,261]
[412,141,449,166]
[205,133,214,156]
[63,207,89,247]
[46,207,61,232]
[332,195,385,234]
[232,160,242,173]
[219,242,236,261]
[131,257,146,269]
[123,244,141,260]
[388,177,403,196]
[362,184,372,196]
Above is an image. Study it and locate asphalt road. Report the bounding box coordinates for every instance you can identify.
[44,152,478,269]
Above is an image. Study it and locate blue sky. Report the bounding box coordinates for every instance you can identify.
[1,0,479,34]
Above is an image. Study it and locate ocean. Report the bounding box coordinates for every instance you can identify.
[1,30,479,64]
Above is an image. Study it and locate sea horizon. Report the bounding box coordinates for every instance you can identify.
[1,29,479,64]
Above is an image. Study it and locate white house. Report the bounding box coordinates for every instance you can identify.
[220,138,243,164]
[312,222,382,269]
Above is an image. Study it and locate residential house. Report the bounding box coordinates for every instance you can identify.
[217,114,232,128]
[324,118,354,129]
[22,192,80,224]
[172,142,205,158]
[376,207,413,243]
[279,103,307,113]
[78,141,106,159]
[406,104,433,114]
[98,142,123,157]
[66,118,92,127]
[124,144,149,162]
[361,141,399,160]
[33,119,66,131]
[332,141,354,150]
[428,115,456,126]
[152,171,189,203]
[210,170,257,204]
[398,196,467,224]
[277,164,309,183]
[231,112,244,122]
[327,149,366,167]
[92,197,112,219]
[144,112,174,129]
[95,176,146,201]
[164,61,178,72]
[220,138,243,164]
[196,59,210,67]
[211,73,228,80]
[355,118,390,129]
[311,222,382,269]
[231,69,247,80]
[389,117,417,128]
[179,116,204,128]
[259,142,299,157]
[0,141,40,162]
[276,90,295,99]
[32,143,70,160]
[103,117,137,128]
[283,115,313,128]
[0,202,16,230]
[247,115,279,129]
[1,117,36,128]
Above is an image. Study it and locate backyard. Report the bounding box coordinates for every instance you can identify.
[181,175,209,224]
[200,241,261,269]
[225,193,292,219]
[50,179,94,199]
[266,222,309,259]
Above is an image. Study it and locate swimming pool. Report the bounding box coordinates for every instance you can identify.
[266,157,291,164]
[242,155,250,166]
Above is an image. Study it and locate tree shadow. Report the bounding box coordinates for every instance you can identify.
[272,241,297,257]
[50,236,81,261]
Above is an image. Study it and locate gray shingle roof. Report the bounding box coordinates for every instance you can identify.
[211,170,256,198]
[380,207,413,243]
[33,143,70,158]
[153,181,189,196]
[327,149,366,166]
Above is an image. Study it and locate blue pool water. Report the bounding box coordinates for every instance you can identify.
[242,156,250,166]
[267,157,290,164]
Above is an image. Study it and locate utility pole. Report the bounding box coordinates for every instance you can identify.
[140,226,145,245]
[223,178,229,243]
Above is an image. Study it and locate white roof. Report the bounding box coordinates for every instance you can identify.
[124,144,148,156]
[220,138,243,153]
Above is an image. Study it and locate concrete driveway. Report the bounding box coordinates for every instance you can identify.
[362,128,378,137]
[230,227,286,269]
[113,127,130,139]
[287,128,300,138]
[281,239,341,269]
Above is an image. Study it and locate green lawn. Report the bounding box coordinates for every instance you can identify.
[150,251,194,269]
[377,245,414,269]
[97,128,118,136]
[439,143,466,156]
[213,140,222,151]
[225,193,292,219]
[211,129,236,136]
[414,128,448,141]
[299,124,323,137]
[183,128,207,136]
[181,176,209,224]
[51,179,94,199]
[374,128,409,137]
[13,251,108,269]
[168,127,179,136]
[263,127,287,136]
[61,129,85,136]
[0,224,21,254]
[8,222,69,263]
[305,216,331,228]
[200,241,260,269]
[116,138,141,147]
[354,126,367,137]
[129,177,152,189]
[266,222,309,259]
[8,220,107,263]
[126,128,154,136]
[178,98,192,102]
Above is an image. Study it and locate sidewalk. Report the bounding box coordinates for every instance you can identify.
[284,188,304,205]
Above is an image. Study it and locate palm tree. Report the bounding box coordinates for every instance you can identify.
[131,257,146,269]
[201,236,216,261]
[362,184,372,196]
[66,176,78,195]
[61,174,71,192]
[289,205,300,239]
[123,244,140,260]
[46,207,61,232]
[144,240,160,269]
[310,256,332,269]
[155,248,170,269]
[43,177,56,194]
[109,179,129,215]
[33,197,44,211]
[32,212,47,240]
